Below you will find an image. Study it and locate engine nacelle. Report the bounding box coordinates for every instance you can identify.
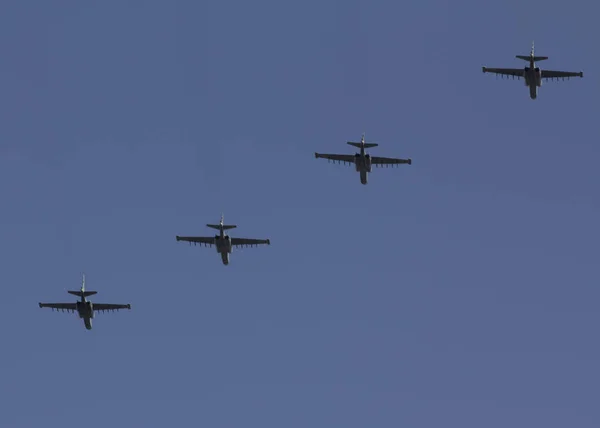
[224,235,232,252]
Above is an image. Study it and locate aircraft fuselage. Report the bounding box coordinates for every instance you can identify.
[523,58,542,99]
[76,299,94,330]
[214,229,232,265]
[353,147,372,185]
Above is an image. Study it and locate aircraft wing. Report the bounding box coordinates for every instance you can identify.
[93,303,131,313]
[541,69,583,80]
[371,156,412,166]
[482,67,524,78]
[231,237,271,248]
[176,236,214,247]
[314,153,355,165]
[39,302,76,312]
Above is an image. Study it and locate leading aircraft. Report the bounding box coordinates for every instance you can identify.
[175,215,271,265]
[38,274,131,330]
[314,133,412,185]
[482,42,583,99]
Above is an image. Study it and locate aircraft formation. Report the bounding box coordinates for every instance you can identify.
[38,42,584,330]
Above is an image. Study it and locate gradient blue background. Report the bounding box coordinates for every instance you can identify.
[1,1,598,427]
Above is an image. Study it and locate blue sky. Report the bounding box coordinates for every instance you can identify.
[1,1,599,427]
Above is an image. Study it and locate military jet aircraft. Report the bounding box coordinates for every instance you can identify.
[38,274,131,330]
[314,133,412,185]
[175,214,271,265]
[482,42,583,99]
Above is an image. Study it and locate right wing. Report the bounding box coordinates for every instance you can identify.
[93,303,131,313]
[541,69,583,80]
[39,302,77,312]
[314,153,355,165]
[482,67,524,78]
[175,236,215,247]
[371,156,411,166]
[230,237,270,248]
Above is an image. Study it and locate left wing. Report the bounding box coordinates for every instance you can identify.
[93,303,131,313]
[176,236,215,247]
[371,156,412,166]
[230,237,271,248]
[541,69,583,80]
[315,153,355,165]
[482,67,524,78]
[39,302,77,312]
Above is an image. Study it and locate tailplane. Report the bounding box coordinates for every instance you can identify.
[516,41,548,62]
[68,272,97,297]
[207,214,236,230]
[347,133,378,149]
[207,223,237,230]
[516,55,548,62]
[347,142,378,149]
[68,290,97,298]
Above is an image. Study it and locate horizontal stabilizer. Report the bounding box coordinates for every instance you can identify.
[207,223,237,230]
[68,290,97,297]
[347,142,379,149]
[516,55,548,62]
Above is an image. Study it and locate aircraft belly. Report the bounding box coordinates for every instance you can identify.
[84,318,92,330]
[360,170,368,185]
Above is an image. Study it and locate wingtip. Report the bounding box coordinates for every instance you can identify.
[314,152,319,158]
[175,235,180,241]
[408,159,412,165]
[580,71,584,77]
[267,239,271,245]
[482,66,487,73]
[38,303,42,308]
[127,304,131,309]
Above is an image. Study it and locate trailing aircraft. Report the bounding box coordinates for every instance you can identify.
[38,274,131,330]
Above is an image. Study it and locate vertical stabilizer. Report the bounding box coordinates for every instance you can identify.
[516,41,548,62]
[68,272,97,298]
[347,133,378,149]
[207,214,237,231]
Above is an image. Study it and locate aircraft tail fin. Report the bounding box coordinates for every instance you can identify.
[207,213,236,231]
[68,290,97,298]
[347,142,379,149]
[67,272,97,297]
[207,223,237,230]
[516,55,548,62]
[206,224,237,230]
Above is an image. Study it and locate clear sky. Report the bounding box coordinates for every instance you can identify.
[1,1,599,427]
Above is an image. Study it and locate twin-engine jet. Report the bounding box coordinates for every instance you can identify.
[482,42,583,99]
[38,274,131,330]
[176,215,271,265]
[314,134,412,185]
